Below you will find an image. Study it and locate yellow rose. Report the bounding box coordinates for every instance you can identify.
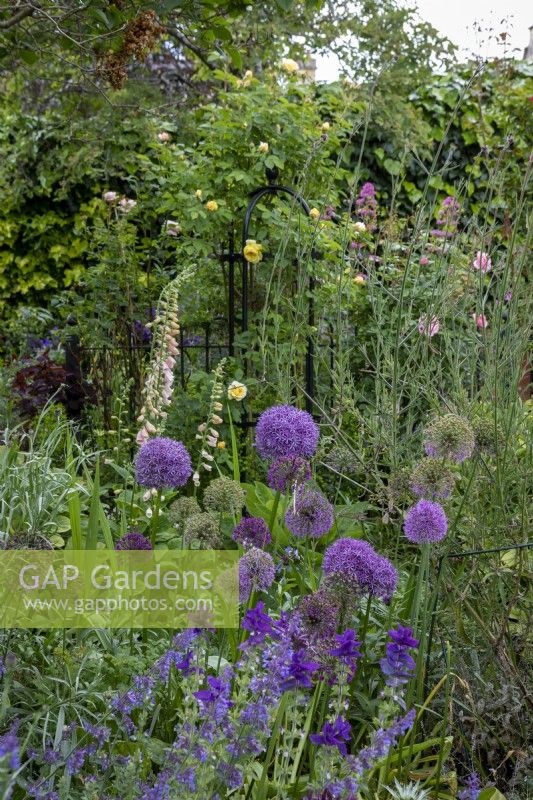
[195,189,203,199]
[206,200,218,212]
[321,121,330,132]
[353,221,366,234]
[353,273,367,286]
[281,58,299,74]
[309,207,320,220]
[243,239,263,263]
[217,441,226,449]
[258,141,269,153]
[227,381,247,401]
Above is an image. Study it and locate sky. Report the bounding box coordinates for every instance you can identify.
[315,0,532,80]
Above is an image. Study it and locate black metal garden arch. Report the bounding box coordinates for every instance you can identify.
[229,178,316,414]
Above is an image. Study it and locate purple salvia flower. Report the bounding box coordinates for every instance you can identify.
[379,626,419,687]
[240,601,275,647]
[329,629,362,676]
[458,773,482,800]
[281,649,320,690]
[310,716,352,756]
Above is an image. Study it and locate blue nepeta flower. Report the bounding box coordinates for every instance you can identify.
[232,517,271,549]
[135,436,192,488]
[267,455,312,492]
[310,716,352,756]
[115,531,152,550]
[285,489,334,539]
[239,548,276,602]
[255,405,319,460]
[0,724,20,770]
[404,499,448,543]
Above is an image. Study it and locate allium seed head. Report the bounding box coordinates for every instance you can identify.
[267,456,312,493]
[423,414,475,463]
[409,459,456,500]
[203,477,246,515]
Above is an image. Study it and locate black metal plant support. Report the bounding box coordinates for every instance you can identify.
[234,175,316,413]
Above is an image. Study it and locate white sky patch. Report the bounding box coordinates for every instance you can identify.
[315,0,532,81]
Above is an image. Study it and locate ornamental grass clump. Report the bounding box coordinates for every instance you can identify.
[135,436,192,489]
[255,404,320,460]
[423,414,475,463]
[285,488,334,538]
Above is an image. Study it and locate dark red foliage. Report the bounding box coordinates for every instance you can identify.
[11,354,66,417]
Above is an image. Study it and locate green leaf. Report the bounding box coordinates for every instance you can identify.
[479,790,507,800]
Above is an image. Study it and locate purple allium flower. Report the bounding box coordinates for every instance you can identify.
[404,499,448,544]
[239,547,276,602]
[310,716,352,756]
[285,489,334,539]
[379,626,419,687]
[423,414,475,463]
[135,436,192,488]
[232,517,271,549]
[458,773,482,800]
[267,455,312,493]
[281,649,320,690]
[322,538,397,602]
[254,405,319,460]
[294,591,339,643]
[115,531,153,550]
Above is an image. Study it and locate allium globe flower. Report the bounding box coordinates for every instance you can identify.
[285,489,334,539]
[168,496,201,527]
[232,517,271,549]
[472,414,505,457]
[404,500,448,544]
[115,531,152,551]
[135,437,192,488]
[423,414,475,463]
[239,548,275,602]
[254,405,319,460]
[322,538,397,602]
[409,459,456,500]
[203,477,245,515]
[267,455,312,493]
[293,591,340,644]
[183,513,221,549]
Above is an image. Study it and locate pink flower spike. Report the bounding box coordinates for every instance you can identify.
[473,313,488,329]
[418,315,440,337]
[472,251,492,273]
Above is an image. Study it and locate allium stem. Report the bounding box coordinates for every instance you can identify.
[409,543,430,706]
[268,490,281,536]
[151,488,162,547]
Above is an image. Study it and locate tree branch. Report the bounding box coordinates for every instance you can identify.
[166,26,215,69]
[0,4,34,28]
